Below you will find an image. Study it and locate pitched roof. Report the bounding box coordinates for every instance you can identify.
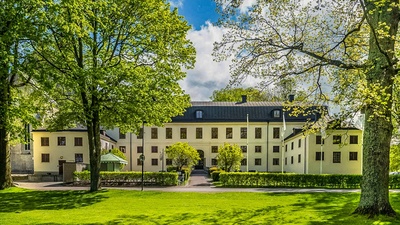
[172,101,323,123]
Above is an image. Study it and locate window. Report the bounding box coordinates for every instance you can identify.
[273,158,279,165]
[333,135,341,144]
[316,135,324,145]
[285,144,288,152]
[298,139,301,148]
[291,142,294,150]
[137,128,143,139]
[75,153,83,163]
[196,110,203,118]
[166,159,173,166]
[255,158,262,166]
[119,146,126,153]
[211,146,218,153]
[241,127,247,139]
[285,157,287,165]
[151,146,158,153]
[350,135,358,144]
[151,128,158,139]
[211,158,218,166]
[41,153,50,162]
[74,137,83,146]
[241,146,247,153]
[298,154,301,163]
[166,128,172,139]
[58,137,66,146]
[24,124,30,150]
[180,128,187,139]
[273,146,279,153]
[137,146,143,153]
[291,156,294,164]
[196,128,203,139]
[255,146,262,153]
[273,127,280,139]
[226,128,233,139]
[316,152,325,161]
[211,128,218,139]
[255,127,262,139]
[41,137,49,146]
[349,152,358,161]
[241,158,247,166]
[273,110,280,118]
[119,131,126,139]
[151,158,158,166]
[333,152,341,163]
[137,158,142,166]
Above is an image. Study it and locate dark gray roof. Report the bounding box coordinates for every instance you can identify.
[172,101,324,123]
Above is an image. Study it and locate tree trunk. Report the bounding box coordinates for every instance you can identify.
[88,106,101,192]
[354,0,398,217]
[0,45,12,190]
[0,78,12,190]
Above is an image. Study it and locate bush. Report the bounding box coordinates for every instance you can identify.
[211,171,222,182]
[73,171,178,186]
[208,167,219,175]
[167,166,178,172]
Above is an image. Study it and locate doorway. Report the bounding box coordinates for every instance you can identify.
[195,150,205,169]
[58,160,66,175]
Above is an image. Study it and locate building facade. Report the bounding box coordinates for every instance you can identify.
[30,100,362,175]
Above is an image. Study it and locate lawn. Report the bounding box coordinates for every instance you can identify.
[0,188,400,224]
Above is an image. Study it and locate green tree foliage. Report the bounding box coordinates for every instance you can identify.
[390,145,400,172]
[216,143,243,172]
[165,142,200,171]
[214,0,398,216]
[101,148,127,170]
[0,0,46,190]
[32,0,195,191]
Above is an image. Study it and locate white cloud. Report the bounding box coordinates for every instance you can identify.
[181,22,259,101]
[169,0,183,8]
[238,0,257,13]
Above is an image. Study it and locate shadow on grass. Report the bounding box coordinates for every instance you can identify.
[0,190,107,213]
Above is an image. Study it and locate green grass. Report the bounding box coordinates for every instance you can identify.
[1,188,400,224]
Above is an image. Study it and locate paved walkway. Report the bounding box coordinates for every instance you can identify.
[14,170,399,193]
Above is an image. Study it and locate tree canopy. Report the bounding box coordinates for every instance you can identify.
[216,143,243,172]
[165,142,200,171]
[214,0,399,216]
[31,0,195,191]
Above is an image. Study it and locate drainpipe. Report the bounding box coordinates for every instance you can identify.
[266,121,269,172]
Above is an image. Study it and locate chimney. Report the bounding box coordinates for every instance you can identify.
[241,95,247,103]
[288,94,295,102]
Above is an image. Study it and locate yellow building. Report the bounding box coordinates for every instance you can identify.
[32,128,116,175]
[31,98,362,175]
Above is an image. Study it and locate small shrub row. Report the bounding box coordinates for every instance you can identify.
[74,171,178,186]
[211,171,222,182]
[218,173,400,189]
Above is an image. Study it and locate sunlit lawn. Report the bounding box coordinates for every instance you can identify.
[1,187,400,224]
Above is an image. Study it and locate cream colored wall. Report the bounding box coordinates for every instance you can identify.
[117,121,306,172]
[306,130,362,174]
[283,135,307,173]
[32,131,89,175]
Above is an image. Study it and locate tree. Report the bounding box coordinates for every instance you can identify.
[32,0,195,192]
[214,0,398,216]
[211,87,269,102]
[101,148,127,170]
[165,142,200,171]
[0,0,45,190]
[390,145,400,172]
[216,143,243,172]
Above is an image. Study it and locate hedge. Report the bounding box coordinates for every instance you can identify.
[74,171,179,186]
[219,172,400,189]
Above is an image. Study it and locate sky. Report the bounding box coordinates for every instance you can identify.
[168,0,258,101]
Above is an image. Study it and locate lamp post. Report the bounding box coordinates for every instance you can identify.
[140,122,145,191]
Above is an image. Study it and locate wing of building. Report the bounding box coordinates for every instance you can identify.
[27,98,362,176]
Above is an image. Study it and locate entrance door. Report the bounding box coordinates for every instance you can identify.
[195,150,205,169]
[58,160,66,175]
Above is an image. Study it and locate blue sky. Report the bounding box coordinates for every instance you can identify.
[168,0,258,101]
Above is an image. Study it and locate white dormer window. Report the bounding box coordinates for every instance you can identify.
[196,110,203,119]
[273,110,281,118]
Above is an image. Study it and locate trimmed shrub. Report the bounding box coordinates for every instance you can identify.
[74,171,178,186]
[208,167,219,175]
[211,171,222,182]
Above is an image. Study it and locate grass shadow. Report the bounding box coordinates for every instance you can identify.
[0,189,108,213]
